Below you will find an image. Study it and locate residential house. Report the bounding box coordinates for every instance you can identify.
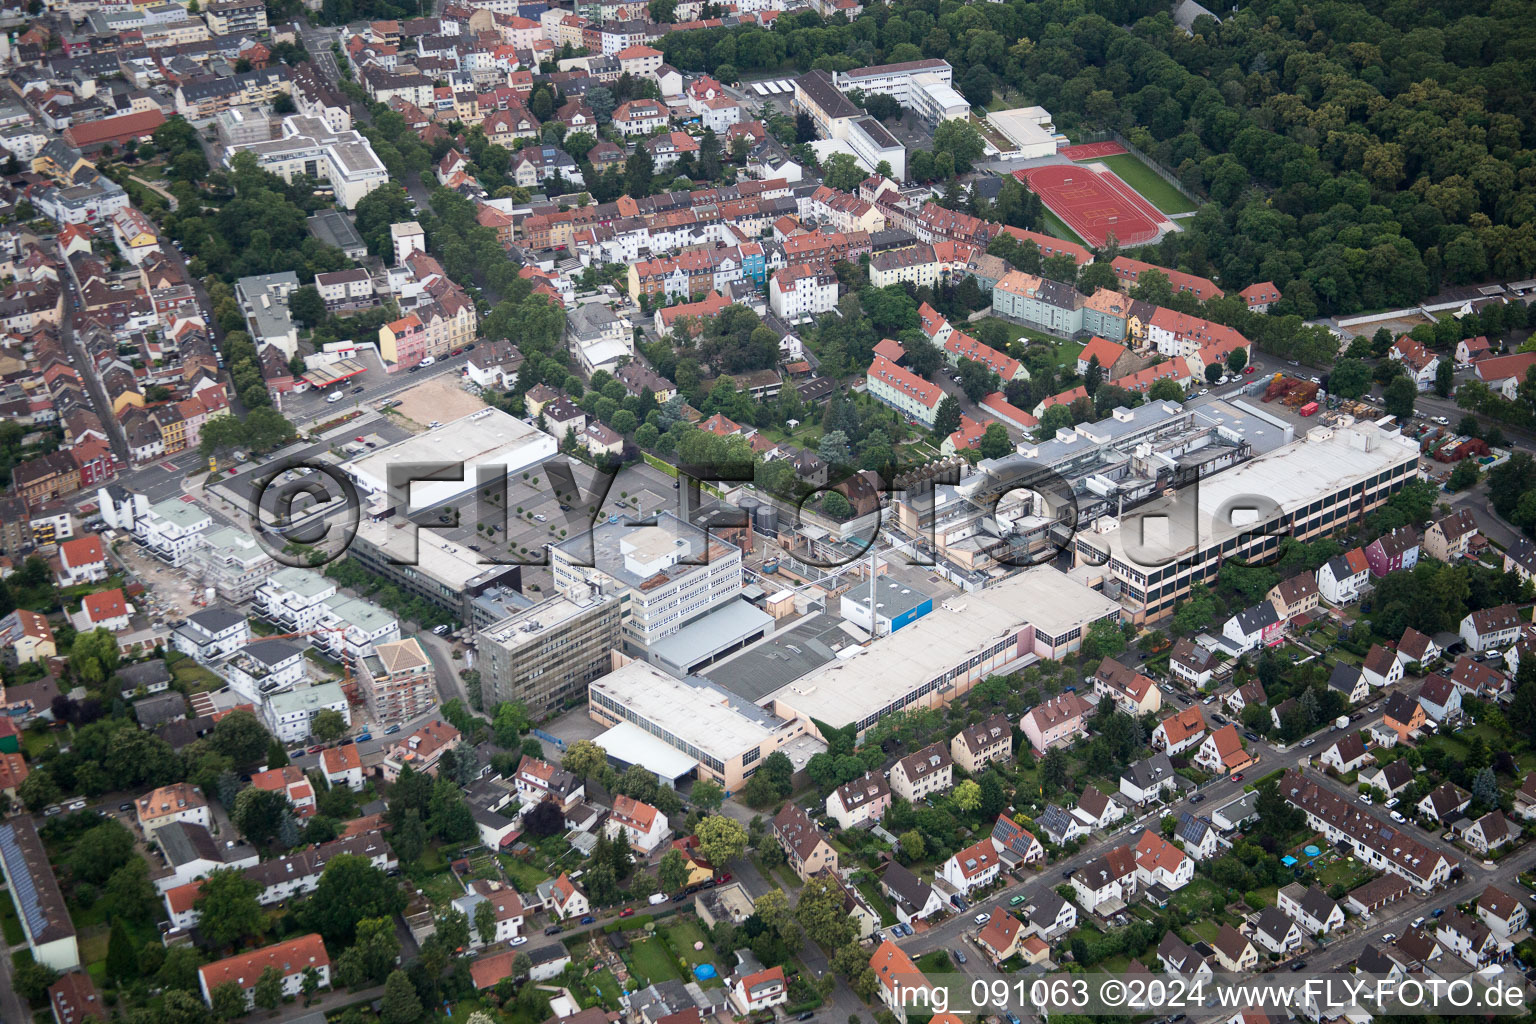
[1211,924,1258,972]
[1320,732,1373,774]
[1364,527,1420,579]
[1382,692,1427,744]
[880,862,944,924]
[1454,809,1518,855]
[1193,724,1253,776]
[1158,933,1212,978]
[949,713,1013,773]
[1072,785,1126,832]
[1475,885,1528,941]
[1016,888,1076,940]
[939,837,1001,895]
[1169,638,1216,688]
[826,773,891,830]
[888,743,953,801]
[1345,874,1412,918]
[1515,773,1536,821]
[136,783,209,834]
[536,873,589,920]
[990,815,1044,869]
[1461,604,1522,653]
[1277,883,1344,937]
[1133,829,1193,890]
[1416,675,1462,723]
[1423,509,1479,562]
[1070,845,1136,914]
[1021,692,1094,755]
[1388,337,1441,391]
[1038,804,1089,847]
[1449,655,1508,699]
[1174,812,1219,860]
[1093,658,1161,717]
[1225,681,1267,717]
[870,940,930,1024]
[1120,753,1181,806]
[57,535,107,584]
[728,965,787,1015]
[606,795,668,854]
[196,935,330,1010]
[1435,910,1499,966]
[1358,760,1416,800]
[1417,782,1471,825]
[771,804,838,881]
[1397,627,1441,669]
[1266,572,1319,620]
[1252,905,1304,955]
[976,912,1024,964]
[1317,549,1370,605]
[1362,644,1404,689]
[1151,707,1206,756]
[1222,601,1283,653]
[319,744,365,791]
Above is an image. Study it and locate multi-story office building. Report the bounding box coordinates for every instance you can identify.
[478,594,622,712]
[226,116,389,210]
[551,511,742,652]
[357,637,438,728]
[1074,419,1422,623]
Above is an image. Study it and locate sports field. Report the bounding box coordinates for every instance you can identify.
[1015,164,1166,248]
[1088,154,1198,214]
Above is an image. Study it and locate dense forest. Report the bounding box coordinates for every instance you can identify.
[657,0,1536,317]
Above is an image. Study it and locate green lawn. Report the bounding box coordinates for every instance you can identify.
[0,891,25,945]
[665,920,714,968]
[499,856,551,892]
[167,658,221,691]
[627,937,681,986]
[1038,208,1087,247]
[855,876,898,927]
[415,869,466,907]
[1085,154,1200,215]
[1186,919,1223,944]
[21,728,56,759]
[575,968,624,1010]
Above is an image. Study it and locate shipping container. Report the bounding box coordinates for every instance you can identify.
[1299,401,1319,416]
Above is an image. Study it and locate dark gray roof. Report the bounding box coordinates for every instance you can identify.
[157,822,230,866]
[880,861,932,909]
[133,691,187,728]
[1255,905,1294,942]
[242,639,301,666]
[118,660,171,688]
[1175,812,1210,845]
[1327,661,1363,693]
[1233,601,1280,634]
[187,606,245,632]
[1122,752,1178,790]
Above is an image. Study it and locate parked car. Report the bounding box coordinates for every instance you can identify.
[1010,894,1027,906]
[118,802,133,812]
[544,925,562,935]
[1230,773,1245,783]
[974,913,990,926]
[384,724,401,735]
[307,745,325,754]
[1190,793,1206,804]
[619,908,635,918]
[1243,731,1259,742]
[510,935,528,946]
[580,915,595,925]
[954,950,968,965]
[290,749,307,758]
[1289,960,1307,971]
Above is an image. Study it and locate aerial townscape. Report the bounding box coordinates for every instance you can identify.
[5,0,1536,1021]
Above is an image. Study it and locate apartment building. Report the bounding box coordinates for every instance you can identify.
[226,115,389,209]
[888,742,953,802]
[357,637,438,728]
[865,354,944,428]
[204,0,267,34]
[949,713,1013,773]
[190,527,275,603]
[198,935,330,1010]
[132,496,211,566]
[768,264,838,322]
[1279,770,1456,891]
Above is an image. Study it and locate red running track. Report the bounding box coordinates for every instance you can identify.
[1059,141,1128,161]
[1014,163,1162,249]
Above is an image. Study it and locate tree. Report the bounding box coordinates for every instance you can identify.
[253,966,284,1012]
[1328,358,1371,399]
[208,980,250,1020]
[104,858,160,923]
[952,778,981,812]
[694,814,748,867]
[301,966,322,1004]
[932,395,961,439]
[524,798,566,837]
[492,701,531,746]
[691,778,724,810]
[931,120,985,173]
[1040,747,1069,790]
[1148,377,1186,402]
[1082,618,1128,660]
[392,808,427,865]
[1084,355,1103,395]
[303,854,406,947]
[1471,765,1498,806]
[211,709,271,766]
[474,897,497,946]
[1448,458,1481,491]
[17,769,58,811]
[821,491,853,519]
[69,628,119,686]
[1435,358,1455,398]
[658,848,691,892]
[380,970,423,1024]
[898,830,925,861]
[795,874,854,949]
[1383,376,1417,421]
[289,285,326,327]
[72,820,135,883]
[1227,347,1248,373]
[977,422,1012,459]
[107,916,140,981]
[1205,362,1224,384]
[233,786,292,847]
[562,739,607,780]
[195,868,264,948]
[311,709,348,743]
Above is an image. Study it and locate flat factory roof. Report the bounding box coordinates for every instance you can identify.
[346,408,557,506]
[590,659,796,761]
[704,611,867,702]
